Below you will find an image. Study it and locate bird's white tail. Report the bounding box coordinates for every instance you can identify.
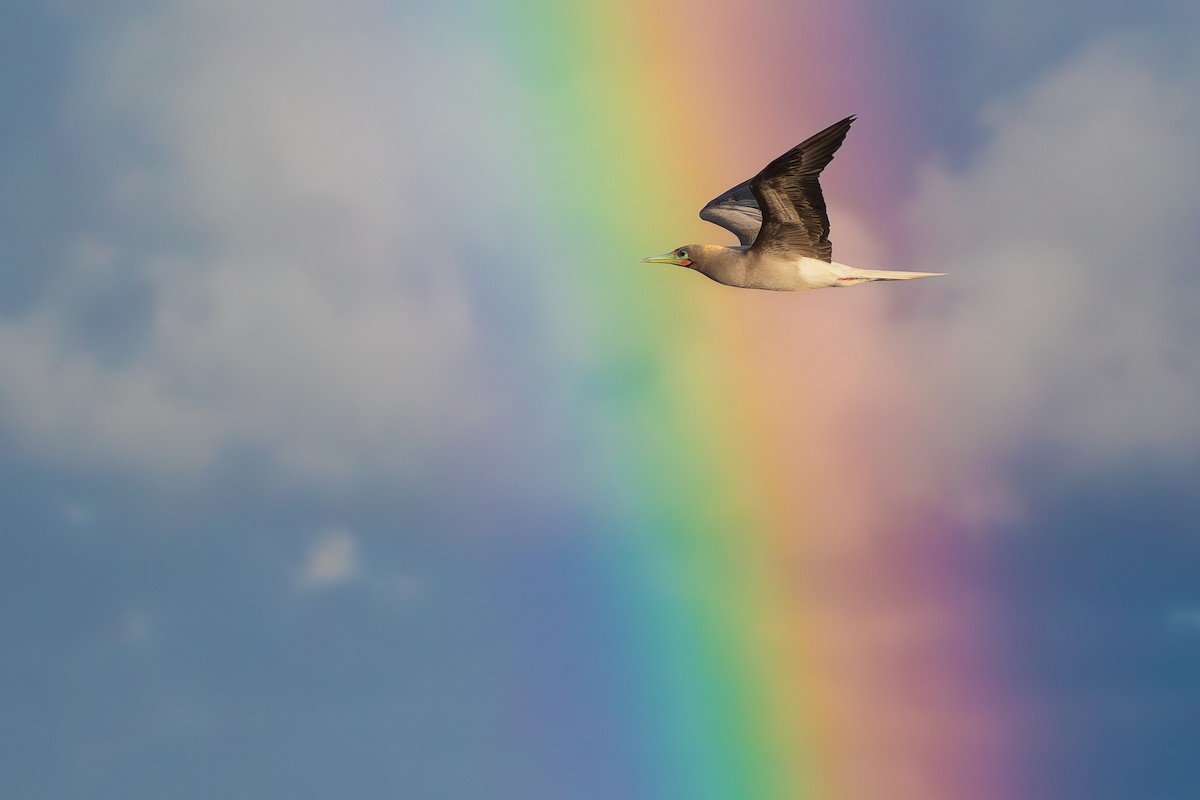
[852,267,947,282]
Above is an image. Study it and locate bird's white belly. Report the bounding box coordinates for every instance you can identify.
[792,258,866,290]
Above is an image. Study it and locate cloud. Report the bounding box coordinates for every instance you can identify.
[7,4,1196,529]
[119,607,154,645]
[295,527,423,602]
[888,36,1200,520]
[1168,607,1200,631]
[299,529,359,589]
[59,497,98,527]
[0,2,547,487]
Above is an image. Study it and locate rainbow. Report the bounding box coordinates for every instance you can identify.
[488,2,1024,797]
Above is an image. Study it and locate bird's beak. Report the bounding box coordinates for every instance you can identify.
[641,251,692,267]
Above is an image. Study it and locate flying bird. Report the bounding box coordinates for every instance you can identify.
[642,116,945,290]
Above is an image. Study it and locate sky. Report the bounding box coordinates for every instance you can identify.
[2,1,1199,798]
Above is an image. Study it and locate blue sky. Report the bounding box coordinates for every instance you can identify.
[2,1,1199,798]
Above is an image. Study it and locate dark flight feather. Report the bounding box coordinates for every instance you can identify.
[747,115,855,262]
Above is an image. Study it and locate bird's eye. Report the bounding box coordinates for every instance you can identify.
[677,250,688,259]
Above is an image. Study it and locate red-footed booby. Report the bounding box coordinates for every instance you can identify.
[643,116,945,290]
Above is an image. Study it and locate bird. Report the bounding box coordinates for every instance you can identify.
[642,115,945,291]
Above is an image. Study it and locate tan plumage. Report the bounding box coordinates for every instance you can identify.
[643,116,946,291]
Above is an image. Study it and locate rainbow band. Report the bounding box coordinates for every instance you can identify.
[491,2,1020,797]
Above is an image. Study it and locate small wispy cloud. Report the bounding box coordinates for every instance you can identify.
[58,497,98,527]
[119,606,154,645]
[1167,607,1200,631]
[299,529,360,589]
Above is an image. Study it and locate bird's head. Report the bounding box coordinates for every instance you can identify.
[641,246,699,269]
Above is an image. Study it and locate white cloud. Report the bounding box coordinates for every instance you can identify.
[299,529,359,589]
[293,527,427,602]
[7,5,1196,525]
[0,2,545,486]
[896,37,1200,515]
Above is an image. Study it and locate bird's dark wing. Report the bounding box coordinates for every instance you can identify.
[699,178,762,246]
[748,115,855,263]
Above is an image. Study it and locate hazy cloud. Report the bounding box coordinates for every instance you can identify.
[898,37,1200,516]
[1167,607,1200,631]
[118,607,154,645]
[0,2,542,486]
[6,5,1197,526]
[299,528,359,589]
